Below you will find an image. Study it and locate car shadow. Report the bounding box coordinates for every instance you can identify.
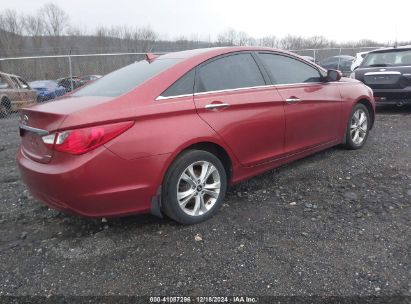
[376,104,411,115]
[48,145,345,234]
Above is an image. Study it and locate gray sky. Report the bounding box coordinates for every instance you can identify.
[2,0,410,42]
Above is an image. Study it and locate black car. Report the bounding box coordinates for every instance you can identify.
[353,46,411,106]
[57,76,83,92]
[319,55,355,76]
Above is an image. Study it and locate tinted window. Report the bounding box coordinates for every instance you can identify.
[259,53,322,84]
[73,58,180,97]
[161,69,195,97]
[361,50,411,67]
[196,53,265,92]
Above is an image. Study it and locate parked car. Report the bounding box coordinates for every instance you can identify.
[301,55,316,63]
[351,51,370,71]
[0,71,37,118]
[319,55,355,76]
[80,74,102,84]
[352,46,411,106]
[17,47,375,224]
[29,80,66,102]
[57,76,83,92]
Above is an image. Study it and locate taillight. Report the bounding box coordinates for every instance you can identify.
[41,121,134,155]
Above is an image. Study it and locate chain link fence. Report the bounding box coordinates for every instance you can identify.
[0,47,382,119]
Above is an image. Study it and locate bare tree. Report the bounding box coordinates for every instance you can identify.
[41,3,69,36]
[259,35,278,48]
[0,9,25,55]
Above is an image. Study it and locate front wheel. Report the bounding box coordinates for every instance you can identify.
[344,103,370,149]
[162,150,227,224]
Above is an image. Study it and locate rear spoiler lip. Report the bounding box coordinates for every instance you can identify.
[19,124,49,136]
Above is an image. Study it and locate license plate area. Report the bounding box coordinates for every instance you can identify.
[21,131,53,163]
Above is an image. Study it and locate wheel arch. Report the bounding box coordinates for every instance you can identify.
[152,139,236,218]
[163,139,236,184]
[355,98,375,129]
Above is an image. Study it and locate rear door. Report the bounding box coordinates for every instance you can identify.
[257,52,342,155]
[193,52,285,167]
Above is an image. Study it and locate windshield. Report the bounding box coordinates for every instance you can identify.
[361,50,411,67]
[73,58,181,97]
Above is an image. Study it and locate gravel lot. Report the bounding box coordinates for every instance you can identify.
[0,106,410,300]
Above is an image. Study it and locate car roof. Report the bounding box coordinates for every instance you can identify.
[0,71,22,78]
[369,45,411,54]
[158,46,300,60]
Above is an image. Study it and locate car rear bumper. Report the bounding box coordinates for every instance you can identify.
[17,146,170,217]
[371,88,411,105]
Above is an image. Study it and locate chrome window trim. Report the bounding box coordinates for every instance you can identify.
[359,66,411,70]
[156,93,194,100]
[19,124,49,136]
[155,82,326,100]
[364,71,401,76]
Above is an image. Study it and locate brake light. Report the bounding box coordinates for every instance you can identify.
[41,121,134,155]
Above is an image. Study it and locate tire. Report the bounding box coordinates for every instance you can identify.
[344,103,370,150]
[162,150,227,224]
[0,98,11,119]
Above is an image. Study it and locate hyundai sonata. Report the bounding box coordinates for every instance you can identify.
[17,47,375,224]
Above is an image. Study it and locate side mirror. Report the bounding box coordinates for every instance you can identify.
[327,69,342,82]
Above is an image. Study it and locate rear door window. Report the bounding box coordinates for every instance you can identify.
[161,69,195,97]
[259,53,323,84]
[196,53,265,93]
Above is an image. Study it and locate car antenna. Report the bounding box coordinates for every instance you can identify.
[145,53,158,63]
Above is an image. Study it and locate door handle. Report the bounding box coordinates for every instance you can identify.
[205,103,230,110]
[285,98,302,104]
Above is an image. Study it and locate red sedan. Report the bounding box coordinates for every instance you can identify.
[17,47,375,224]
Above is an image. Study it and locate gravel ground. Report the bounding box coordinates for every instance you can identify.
[0,106,410,300]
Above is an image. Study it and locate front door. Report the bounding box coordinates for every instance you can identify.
[257,52,342,155]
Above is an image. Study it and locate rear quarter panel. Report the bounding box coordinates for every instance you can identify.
[104,96,241,187]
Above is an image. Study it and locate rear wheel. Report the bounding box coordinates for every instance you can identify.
[162,150,227,224]
[344,103,370,149]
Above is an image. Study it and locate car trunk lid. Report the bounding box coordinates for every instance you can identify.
[356,66,411,89]
[19,96,112,163]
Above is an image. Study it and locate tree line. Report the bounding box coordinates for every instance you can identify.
[2,2,410,57]
[0,3,410,81]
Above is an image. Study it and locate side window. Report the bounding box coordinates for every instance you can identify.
[11,77,21,88]
[17,77,29,89]
[161,69,195,97]
[259,53,322,84]
[196,53,265,93]
[0,76,10,89]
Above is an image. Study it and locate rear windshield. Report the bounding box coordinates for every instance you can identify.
[73,58,180,97]
[361,50,411,67]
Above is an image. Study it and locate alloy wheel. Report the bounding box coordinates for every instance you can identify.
[176,161,221,216]
[350,108,368,145]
